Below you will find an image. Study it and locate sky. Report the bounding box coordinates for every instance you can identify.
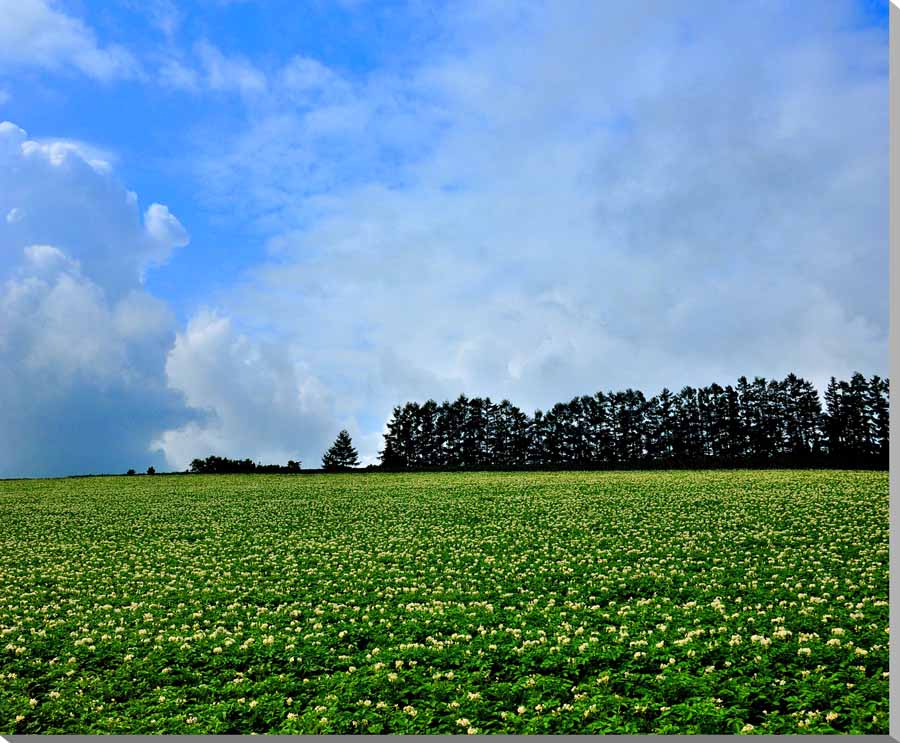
[0,0,888,477]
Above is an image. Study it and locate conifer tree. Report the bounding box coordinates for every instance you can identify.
[322,430,360,470]
[868,375,890,463]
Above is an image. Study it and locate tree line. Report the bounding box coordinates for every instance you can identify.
[185,431,360,474]
[378,372,889,470]
[188,456,302,474]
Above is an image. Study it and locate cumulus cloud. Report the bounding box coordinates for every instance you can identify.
[187,1,886,462]
[143,203,190,271]
[0,120,341,475]
[21,243,80,276]
[0,121,188,298]
[0,121,195,477]
[21,136,116,172]
[0,0,137,80]
[0,247,196,477]
[154,311,336,470]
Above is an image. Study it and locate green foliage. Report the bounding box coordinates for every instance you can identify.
[380,373,889,469]
[189,456,301,474]
[322,430,360,471]
[0,470,887,733]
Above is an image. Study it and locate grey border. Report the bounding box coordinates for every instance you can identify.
[1,4,896,743]
[891,2,899,742]
[4,739,898,743]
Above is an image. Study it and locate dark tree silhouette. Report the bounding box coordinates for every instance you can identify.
[418,400,440,467]
[146,466,156,475]
[188,456,301,474]
[380,406,406,467]
[378,372,887,471]
[868,375,890,464]
[847,373,874,456]
[322,430,361,471]
[527,410,548,467]
[823,377,845,459]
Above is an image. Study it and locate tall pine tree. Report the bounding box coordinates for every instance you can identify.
[322,430,360,470]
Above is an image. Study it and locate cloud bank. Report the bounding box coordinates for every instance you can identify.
[0,121,191,476]
[186,1,887,463]
[0,120,339,476]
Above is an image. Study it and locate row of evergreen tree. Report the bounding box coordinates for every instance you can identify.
[378,373,889,470]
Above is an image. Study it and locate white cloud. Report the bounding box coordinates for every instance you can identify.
[143,203,190,271]
[0,0,137,80]
[158,56,200,91]
[0,245,196,477]
[278,55,347,101]
[22,243,80,276]
[0,121,195,477]
[22,136,116,173]
[154,311,335,470]
[195,40,266,95]
[132,0,182,41]
[157,41,268,97]
[0,121,188,296]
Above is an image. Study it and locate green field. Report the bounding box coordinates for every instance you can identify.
[0,470,888,734]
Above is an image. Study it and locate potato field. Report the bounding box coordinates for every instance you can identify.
[0,470,888,734]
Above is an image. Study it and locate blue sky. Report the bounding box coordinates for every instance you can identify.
[0,0,888,476]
